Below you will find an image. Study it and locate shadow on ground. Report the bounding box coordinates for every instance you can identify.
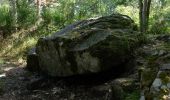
[0,58,139,100]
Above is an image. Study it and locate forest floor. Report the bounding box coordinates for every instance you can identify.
[1,34,170,100]
[0,57,139,100]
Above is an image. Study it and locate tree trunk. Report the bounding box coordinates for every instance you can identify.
[139,0,152,33]
[142,0,148,33]
[139,0,143,32]
[146,0,151,31]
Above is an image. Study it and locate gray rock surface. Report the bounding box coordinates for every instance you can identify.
[167,83,170,88]
[160,63,170,70]
[152,78,162,88]
[27,48,39,72]
[27,14,141,77]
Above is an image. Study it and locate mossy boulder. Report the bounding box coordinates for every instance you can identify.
[27,14,142,77]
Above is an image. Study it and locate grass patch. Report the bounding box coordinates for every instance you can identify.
[0,36,37,60]
[0,24,58,61]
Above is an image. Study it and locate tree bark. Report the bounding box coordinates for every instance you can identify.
[146,0,151,31]
[139,0,152,33]
[142,0,148,33]
[139,0,143,32]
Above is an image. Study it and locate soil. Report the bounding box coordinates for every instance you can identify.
[0,58,137,100]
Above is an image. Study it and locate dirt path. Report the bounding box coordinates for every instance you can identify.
[0,58,140,100]
[0,59,33,100]
[0,59,117,100]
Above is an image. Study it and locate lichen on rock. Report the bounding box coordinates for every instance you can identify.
[27,14,142,77]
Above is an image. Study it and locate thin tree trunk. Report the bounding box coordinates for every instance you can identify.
[34,0,46,25]
[139,0,143,33]
[139,0,151,33]
[146,0,151,31]
[142,0,148,32]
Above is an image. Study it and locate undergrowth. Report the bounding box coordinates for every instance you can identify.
[125,90,140,100]
[0,24,59,61]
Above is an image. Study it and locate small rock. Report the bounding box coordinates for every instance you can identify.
[161,85,168,90]
[168,94,170,99]
[160,64,170,70]
[152,50,159,56]
[167,83,170,88]
[156,35,170,42]
[140,96,145,100]
[158,50,167,56]
[152,78,162,88]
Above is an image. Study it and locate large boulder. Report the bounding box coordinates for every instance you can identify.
[27,14,142,77]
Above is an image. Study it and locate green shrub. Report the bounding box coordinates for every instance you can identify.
[150,17,168,34]
[17,0,37,28]
[125,91,140,100]
[0,5,13,35]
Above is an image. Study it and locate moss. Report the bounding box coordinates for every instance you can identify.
[140,58,158,87]
[124,90,140,100]
[142,69,157,87]
[159,54,170,63]
[147,56,159,67]
[157,86,170,100]
[34,14,142,76]
[112,84,125,100]
[160,88,169,95]
[159,72,170,83]
[145,93,154,100]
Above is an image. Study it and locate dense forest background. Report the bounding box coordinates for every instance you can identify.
[0,0,169,61]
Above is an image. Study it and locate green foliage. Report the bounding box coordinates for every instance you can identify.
[17,0,37,28]
[0,0,170,59]
[0,0,169,36]
[0,0,139,34]
[0,0,37,36]
[56,0,117,25]
[149,8,170,34]
[0,59,4,65]
[114,0,135,5]
[148,0,170,34]
[125,90,140,100]
[42,6,65,26]
[150,18,168,34]
[116,5,139,24]
[0,5,9,26]
[0,5,13,34]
